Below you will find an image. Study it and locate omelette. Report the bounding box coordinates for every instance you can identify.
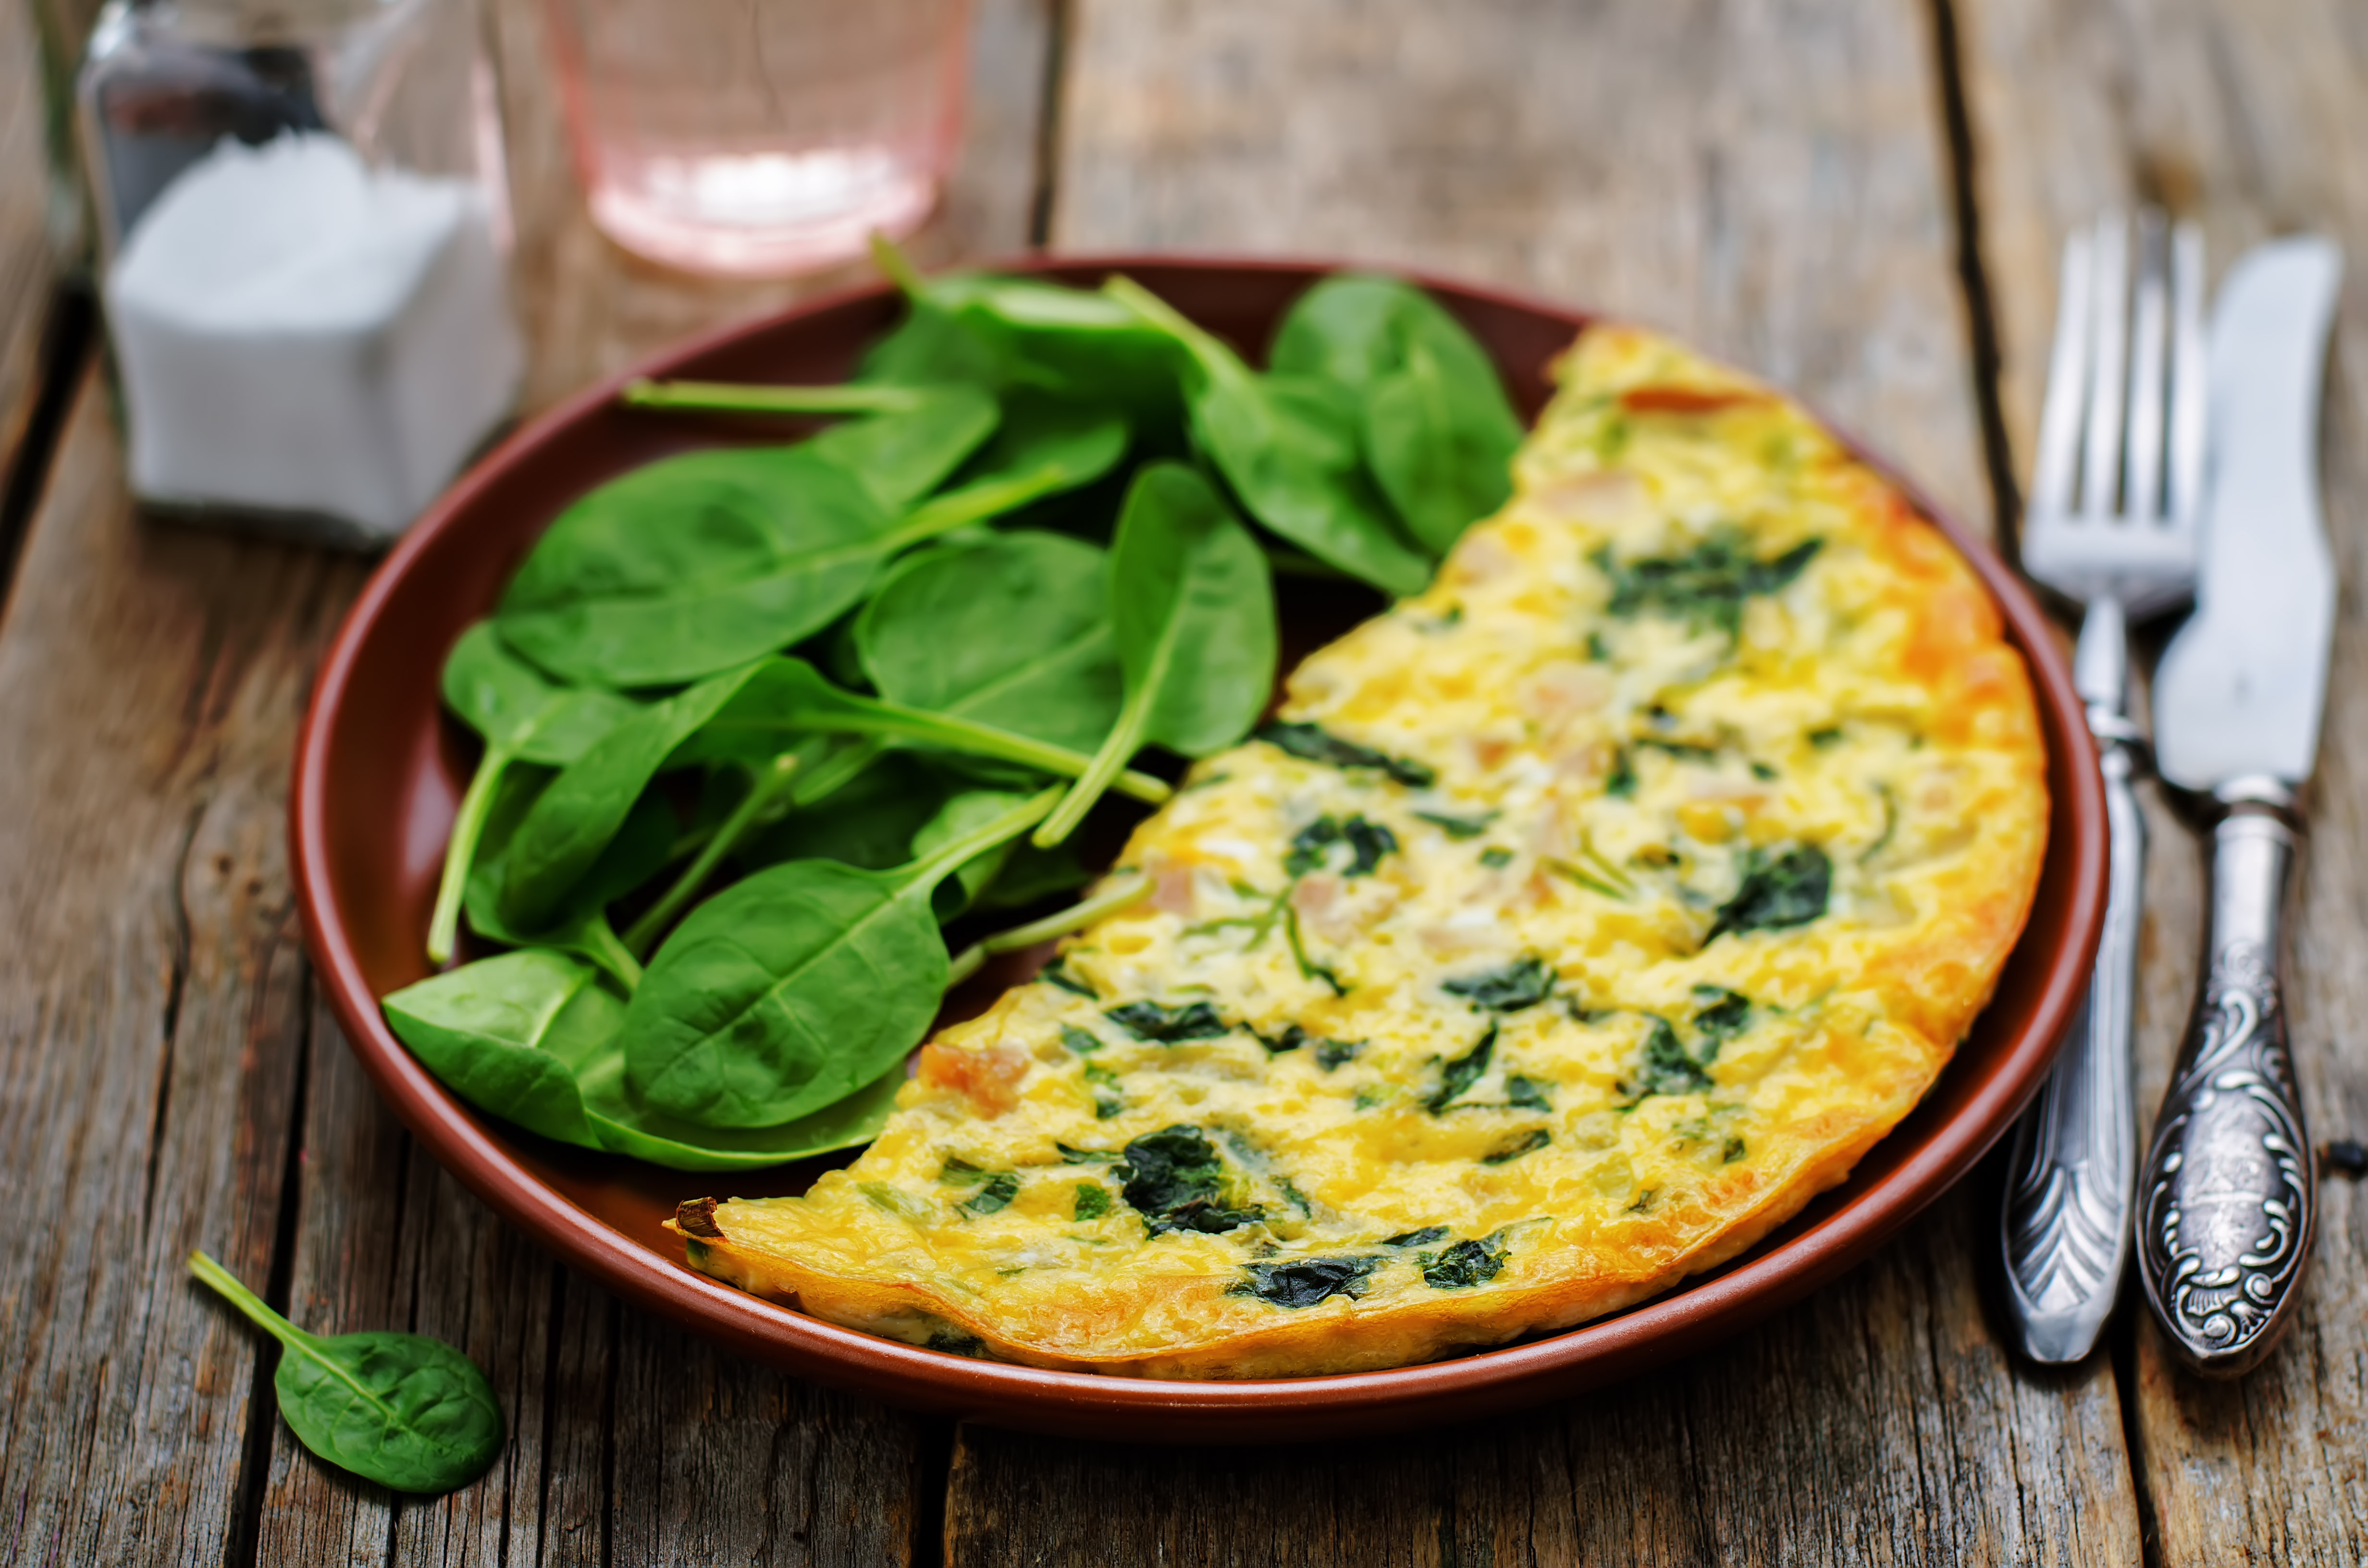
[668,324,2050,1379]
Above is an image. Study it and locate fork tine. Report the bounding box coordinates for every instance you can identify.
[2080,213,2130,520]
[2032,228,2094,522]
[2168,220,2208,526]
[2123,210,2170,522]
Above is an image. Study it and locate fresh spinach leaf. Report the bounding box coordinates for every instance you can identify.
[495,445,891,688]
[1283,813,1398,877]
[1708,845,1831,941]
[623,789,1057,1127]
[1597,532,1823,637]
[499,664,760,930]
[187,1250,501,1495]
[428,624,641,963]
[1105,999,1230,1043]
[383,949,903,1169]
[804,385,1000,510]
[856,531,1122,756]
[1426,1024,1497,1113]
[1419,1235,1508,1287]
[1116,1125,1262,1235]
[1230,1255,1380,1308]
[466,785,673,988]
[1107,276,1434,596]
[1271,274,1521,554]
[1035,461,1277,846]
[1253,720,1435,787]
[1441,955,1556,1012]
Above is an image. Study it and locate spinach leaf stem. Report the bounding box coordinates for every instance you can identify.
[188,1247,313,1355]
[1033,669,1157,848]
[428,747,513,967]
[624,753,802,959]
[943,872,1153,985]
[622,378,931,416]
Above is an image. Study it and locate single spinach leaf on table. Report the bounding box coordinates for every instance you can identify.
[1105,275,1435,596]
[382,949,903,1168]
[624,789,1060,1128]
[1033,461,1276,846]
[187,1250,502,1495]
[428,624,641,964]
[1270,273,1522,554]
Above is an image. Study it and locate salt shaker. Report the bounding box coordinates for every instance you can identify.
[77,0,524,546]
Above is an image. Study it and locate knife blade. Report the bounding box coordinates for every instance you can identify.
[2138,234,2342,1377]
[2154,238,2342,790]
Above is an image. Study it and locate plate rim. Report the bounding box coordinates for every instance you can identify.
[291,253,2106,1443]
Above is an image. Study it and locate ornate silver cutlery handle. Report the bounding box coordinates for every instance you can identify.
[2000,605,2145,1363]
[2135,783,2316,1376]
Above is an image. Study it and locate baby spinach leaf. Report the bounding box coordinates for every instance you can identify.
[1104,998,1230,1043]
[495,445,892,688]
[1441,955,1556,1012]
[950,389,1132,498]
[618,752,805,958]
[1116,1125,1262,1235]
[1425,1023,1498,1113]
[804,385,1001,511]
[672,658,1172,804]
[911,787,1038,919]
[1230,1256,1381,1308]
[1253,720,1436,788]
[856,532,1123,756]
[1418,1235,1508,1287]
[187,1250,501,1495]
[1708,844,1831,941]
[428,625,641,963]
[500,665,759,930]
[742,750,954,872]
[1271,273,1521,554]
[1106,276,1434,596]
[624,790,1057,1128]
[1034,462,1276,846]
[382,950,901,1170]
[466,787,673,989]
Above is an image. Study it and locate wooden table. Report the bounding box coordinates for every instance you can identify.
[1,0,2361,1560]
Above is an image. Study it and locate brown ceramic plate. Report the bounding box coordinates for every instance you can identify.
[293,257,2105,1444]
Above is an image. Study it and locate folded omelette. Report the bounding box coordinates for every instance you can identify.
[668,323,2050,1379]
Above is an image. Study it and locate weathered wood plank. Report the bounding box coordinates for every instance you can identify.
[1,0,60,485]
[0,368,361,1566]
[939,2,2144,1561]
[1957,0,2368,1560]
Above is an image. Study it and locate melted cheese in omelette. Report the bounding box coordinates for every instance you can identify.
[671,324,2049,1378]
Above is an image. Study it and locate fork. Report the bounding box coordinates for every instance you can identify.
[2000,210,2206,1364]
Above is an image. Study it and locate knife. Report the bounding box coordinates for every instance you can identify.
[2141,234,2343,1377]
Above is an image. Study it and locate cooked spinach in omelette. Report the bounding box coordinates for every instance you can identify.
[669,324,2050,1378]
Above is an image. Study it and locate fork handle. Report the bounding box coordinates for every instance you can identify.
[2136,788,2316,1376]
[1999,615,2144,1362]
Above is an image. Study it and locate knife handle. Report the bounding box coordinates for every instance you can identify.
[2136,787,2317,1376]
[2000,710,2144,1362]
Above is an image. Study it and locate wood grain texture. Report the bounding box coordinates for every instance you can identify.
[935,2,2146,1562]
[0,0,59,482]
[1957,0,2368,1560]
[0,1,1053,1563]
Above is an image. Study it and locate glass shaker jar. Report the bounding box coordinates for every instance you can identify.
[77,0,524,546]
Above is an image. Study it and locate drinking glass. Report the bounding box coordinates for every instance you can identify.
[544,0,970,277]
